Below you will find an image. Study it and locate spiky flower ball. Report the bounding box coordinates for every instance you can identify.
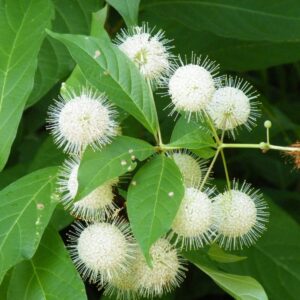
[116,24,172,85]
[172,152,207,187]
[213,181,269,250]
[103,255,140,300]
[47,88,117,154]
[58,157,118,221]
[135,238,186,298]
[166,55,218,119]
[171,187,215,249]
[68,220,135,284]
[207,76,260,136]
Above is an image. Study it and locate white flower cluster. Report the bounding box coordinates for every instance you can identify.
[46,23,270,299]
[69,221,186,299]
[171,153,269,250]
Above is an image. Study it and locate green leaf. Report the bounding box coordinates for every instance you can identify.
[0,269,12,299]
[0,167,58,283]
[141,10,300,72]
[7,227,86,300]
[47,30,159,135]
[27,0,103,107]
[62,5,110,94]
[168,117,216,157]
[127,155,184,261]
[141,0,300,42]
[222,201,300,300]
[76,136,154,200]
[107,0,140,27]
[0,0,54,171]
[90,6,110,40]
[184,250,267,300]
[208,244,247,263]
[28,137,65,172]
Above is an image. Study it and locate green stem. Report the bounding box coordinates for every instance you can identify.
[205,112,221,144]
[200,148,221,190]
[220,131,231,190]
[266,127,270,145]
[220,143,300,152]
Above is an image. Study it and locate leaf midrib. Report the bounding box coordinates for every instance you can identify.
[0,0,34,110]
[146,156,165,250]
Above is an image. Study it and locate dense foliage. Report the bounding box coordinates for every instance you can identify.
[0,1,299,300]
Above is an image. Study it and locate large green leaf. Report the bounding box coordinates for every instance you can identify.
[107,0,140,27]
[0,167,58,283]
[223,201,300,300]
[127,155,184,261]
[141,0,300,42]
[7,227,86,300]
[76,136,154,200]
[184,250,267,300]
[0,0,53,171]
[27,0,103,106]
[47,30,159,135]
[140,10,300,72]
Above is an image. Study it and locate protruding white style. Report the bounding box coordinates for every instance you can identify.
[68,219,135,284]
[47,88,117,154]
[165,55,219,120]
[207,76,260,136]
[171,187,215,249]
[213,181,269,250]
[57,157,118,221]
[135,238,187,298]
[116,23,172,85]
[172,151,208,187]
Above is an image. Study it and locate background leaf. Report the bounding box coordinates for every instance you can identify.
[127,155,184,261]
[222,201,300,300]
[107,0,140,27]
[76,136,154,200]
[141,0,300,42]
[184,250,267,300]
[208,244,247,264]
[7,226,86,300]
[0,167,58,283]
[169,117,215,150]
[0,0,54,171]
[47,31,159,135]
[27,0,103,107]
[140,3,300,72]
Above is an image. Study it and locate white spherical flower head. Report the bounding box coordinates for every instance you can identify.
[207,76,260,137]
[213,181,269,250]
[47,88,117,154]
[68,220,135,284]
[72,180,118,221]
[172,152,207,187]
[135,238,187,298]
[57,158,118,221]
[116,24,172,84]
[166,56,218,119]
[171,187,215,249]
[104,252,140,300]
